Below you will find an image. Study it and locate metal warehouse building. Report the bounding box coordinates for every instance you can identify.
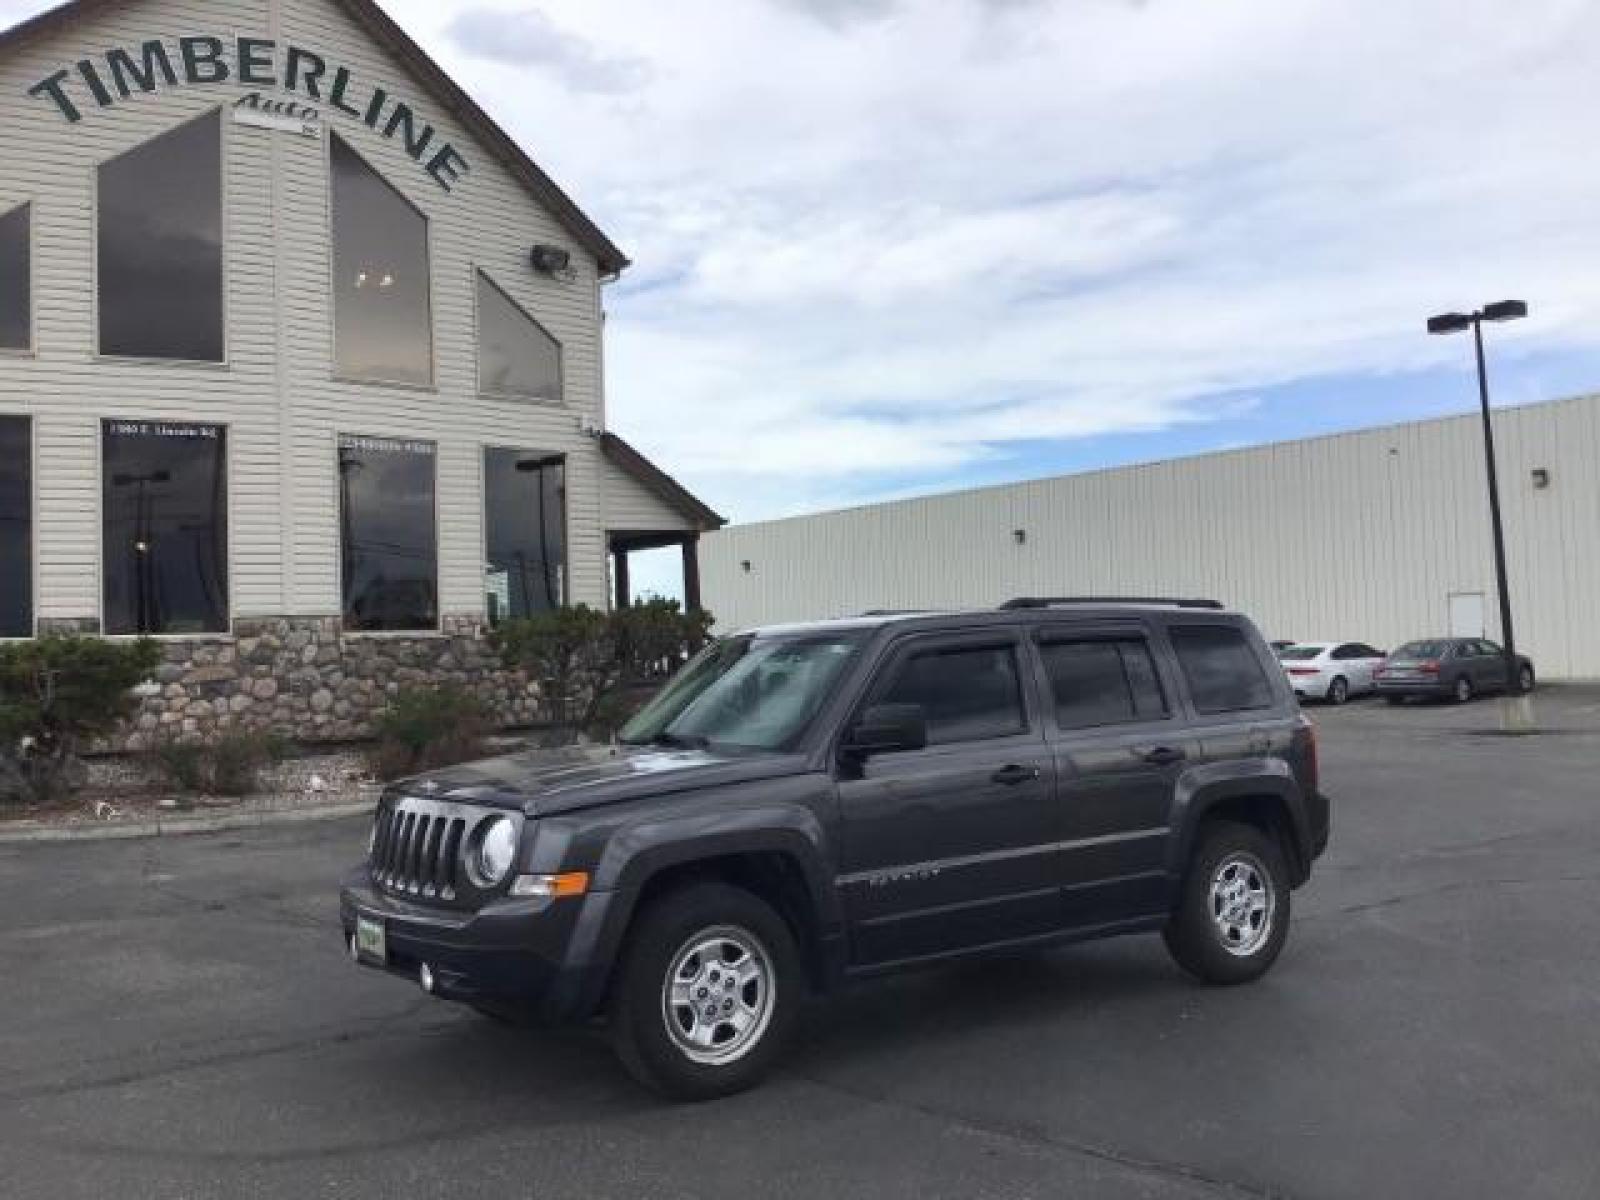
[703,392,1600,680]
[0,0,721,746]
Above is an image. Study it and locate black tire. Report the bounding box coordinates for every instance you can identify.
[1453,675,1474,704]
[1519,665,1536,693]
[1327,676,1349,706]
[609,882,802,1101]
[1163,821,1291,985]
[1385,695,1406,707]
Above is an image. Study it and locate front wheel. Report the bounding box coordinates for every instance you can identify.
[1454,676,1475,704]
[610,882,802,1101]
[1164,821,1291,984]
[1518,665,1536,693]
[1326,676,1349,705]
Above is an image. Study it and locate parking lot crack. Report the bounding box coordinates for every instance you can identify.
[793,1071,1294,1198]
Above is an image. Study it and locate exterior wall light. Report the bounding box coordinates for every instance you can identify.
[531,243,573,276]
[740,560,752,574]
[1013,529,1027,545]
[1531,468,1550,489]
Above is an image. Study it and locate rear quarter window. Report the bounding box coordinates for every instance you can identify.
[1169,624,1277,714]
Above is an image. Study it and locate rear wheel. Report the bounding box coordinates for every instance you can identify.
[1454,676,1475,704]
[1164,821,1291,984]
[1519,665,1536,693]
[1326,676,1349,705]
[1385,695,1406,706]
[609,882,802,1101]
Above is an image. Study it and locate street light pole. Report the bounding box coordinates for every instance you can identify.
[1427,299,1533,731]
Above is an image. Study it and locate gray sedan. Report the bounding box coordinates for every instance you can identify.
[1374,638,1536,704]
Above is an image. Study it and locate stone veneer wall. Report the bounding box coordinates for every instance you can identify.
[80,615,547,752]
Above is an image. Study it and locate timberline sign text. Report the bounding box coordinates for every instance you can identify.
[26,36,471,192]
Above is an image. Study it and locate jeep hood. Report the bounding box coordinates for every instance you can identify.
[390,743,811,816]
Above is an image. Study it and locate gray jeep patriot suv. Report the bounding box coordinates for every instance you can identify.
[341,598,1329,1100]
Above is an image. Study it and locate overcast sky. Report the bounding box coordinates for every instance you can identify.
[8,0,1600,599]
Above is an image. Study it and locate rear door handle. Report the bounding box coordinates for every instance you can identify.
[1135,745,1187,767]
[991,764,1041,786]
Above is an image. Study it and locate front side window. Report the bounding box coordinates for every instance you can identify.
[483,447,566,624]
[1170,625,1275,714]
[98,111,223,361]
[1043,638,1168,730]
[875,643,1026,745]
[0,416,30,637]
[102,420,228,635]
[0,204,29,351]
[331,134,433,386]
[339,435,437,631]
[476,272,561,401]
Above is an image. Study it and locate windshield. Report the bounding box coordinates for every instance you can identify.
[619,633,866,752]
[1278,645,1327,661]
[1394,640,1452,659]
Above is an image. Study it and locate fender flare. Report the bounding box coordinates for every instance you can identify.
[1165,764,1314,886]
[560,804,840,1014]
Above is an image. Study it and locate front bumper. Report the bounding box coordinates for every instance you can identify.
[339,873,618,1023]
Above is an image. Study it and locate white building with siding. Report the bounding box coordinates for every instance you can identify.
[0,0,721,743]
[703,392,1600,680]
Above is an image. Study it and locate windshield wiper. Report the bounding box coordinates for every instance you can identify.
[649,732,710,750]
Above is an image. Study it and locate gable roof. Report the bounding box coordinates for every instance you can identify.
[0,0,630,277]
[601,433,726,531]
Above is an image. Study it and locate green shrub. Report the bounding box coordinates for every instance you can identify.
[491,604,619,732]
[0,636,162,807]
[493,601,716,739]
[368,685,488,781]
[146,729,290,798]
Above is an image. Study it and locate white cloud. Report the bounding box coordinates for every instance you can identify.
[5,0,1595,535]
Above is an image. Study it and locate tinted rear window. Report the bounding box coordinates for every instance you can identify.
[1170,625,1276,714]
[1278,645,1325,661]
[1395,641,1451,659]
[1041,638,1168,730]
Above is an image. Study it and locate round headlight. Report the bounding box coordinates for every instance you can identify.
[473,816,519,888]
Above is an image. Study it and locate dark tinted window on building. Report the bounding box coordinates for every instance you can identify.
[339,435,437,631]
[0,416,30,637]
[1170,625,1275,714]
[331,135,433,386]
[102,420,228,635]
[0,204,29,352]
[1043,639,1168,729]
[98,111,223,361]
[876,643,1026,745]
[484,448,566,624]
[477,272,561,401]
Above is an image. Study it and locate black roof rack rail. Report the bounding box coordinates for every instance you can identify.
[858,609,943,617]
[1000,596,1225,611]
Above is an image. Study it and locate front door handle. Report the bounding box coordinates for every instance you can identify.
[991,764,1041,786]
[1135,745,1187,767]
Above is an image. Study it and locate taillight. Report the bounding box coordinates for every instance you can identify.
[1287,667,1320,676]
[1418,661,1441,675]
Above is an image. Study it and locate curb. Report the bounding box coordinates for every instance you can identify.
[0,798,376,845]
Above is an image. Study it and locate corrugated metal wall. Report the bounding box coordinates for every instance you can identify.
[0,0,614,625]
[703,393,1600,679]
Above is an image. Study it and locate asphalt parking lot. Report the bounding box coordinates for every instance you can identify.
[3,688,1599,1200]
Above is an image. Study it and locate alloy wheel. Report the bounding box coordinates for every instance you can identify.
[1208,854,1275,957]
[661,925,776,1066]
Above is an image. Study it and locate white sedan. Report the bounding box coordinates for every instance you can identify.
[1277,641,1387,704]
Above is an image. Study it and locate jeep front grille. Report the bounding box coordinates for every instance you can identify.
[370,799,470,900]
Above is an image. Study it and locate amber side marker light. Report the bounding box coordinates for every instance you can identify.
[510,872,591,899]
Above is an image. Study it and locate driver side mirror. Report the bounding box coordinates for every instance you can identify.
[843,703,928,759]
